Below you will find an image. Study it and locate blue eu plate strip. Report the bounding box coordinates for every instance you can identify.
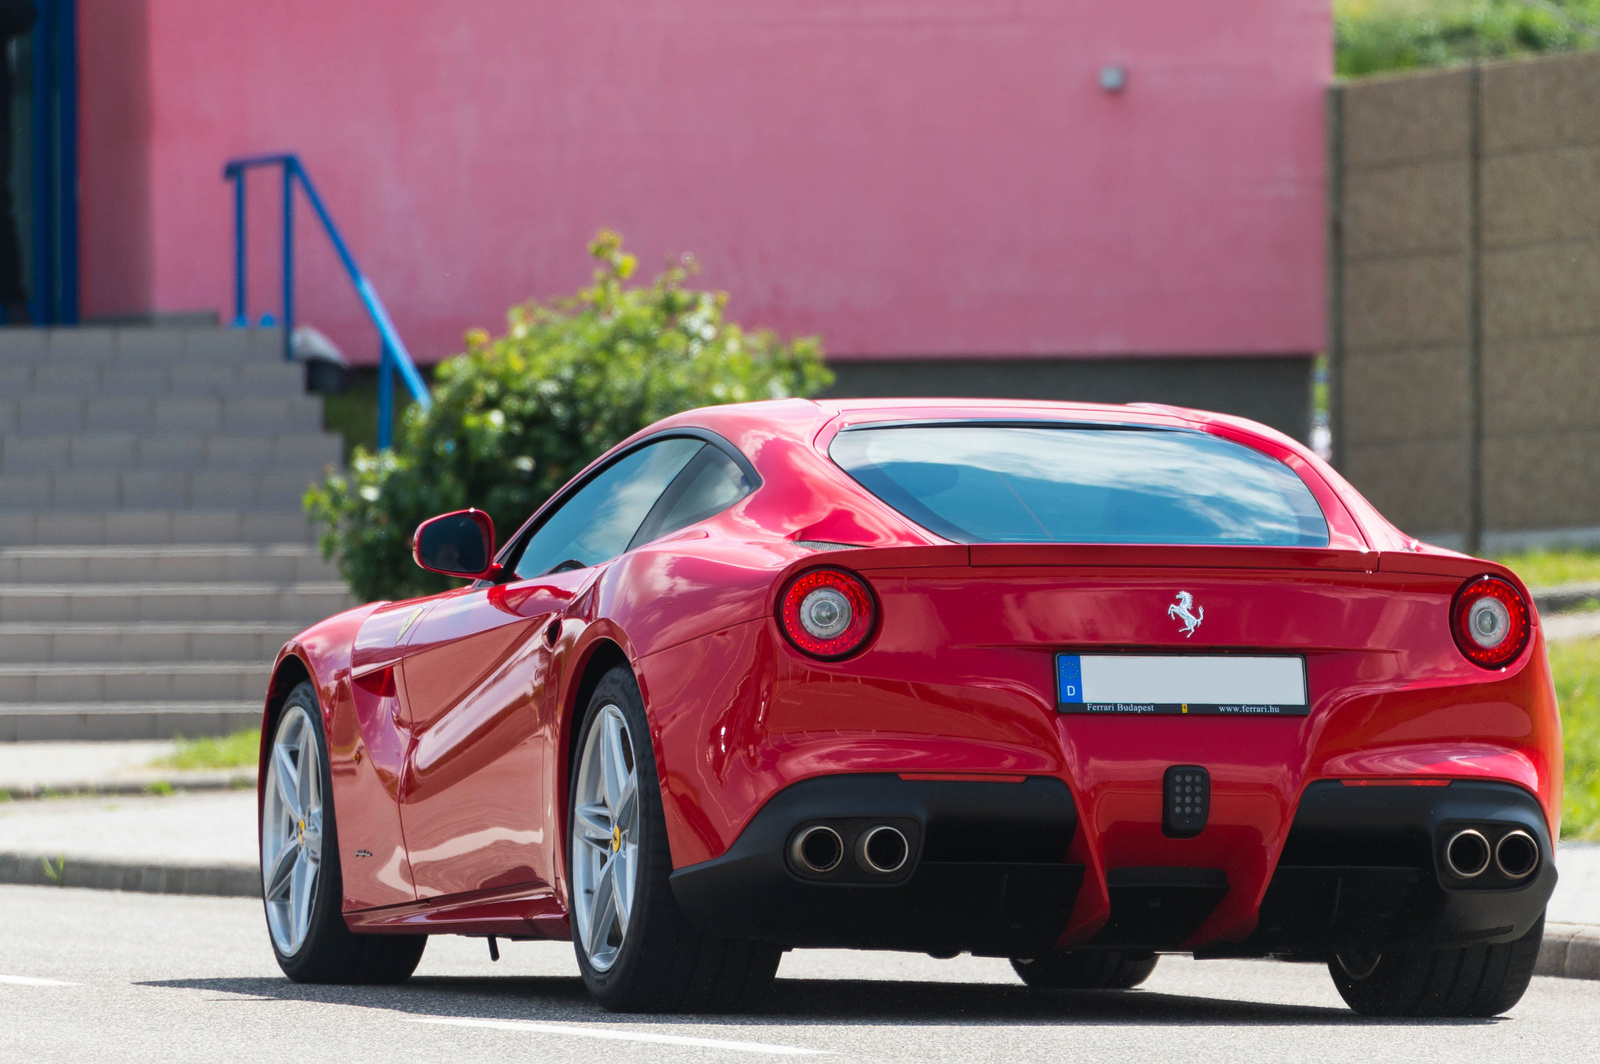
[1057,655,1084,705]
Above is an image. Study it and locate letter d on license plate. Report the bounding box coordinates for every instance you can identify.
[1056,654,1308,716]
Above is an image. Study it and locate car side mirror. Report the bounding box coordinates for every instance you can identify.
[412,509,499,580]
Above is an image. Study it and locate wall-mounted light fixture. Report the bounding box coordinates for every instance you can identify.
[1099,65,1127,93]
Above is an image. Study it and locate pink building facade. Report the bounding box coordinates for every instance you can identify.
[75,1,1331,434]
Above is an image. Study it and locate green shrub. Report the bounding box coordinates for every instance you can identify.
[306,231,832,604]
[1336,0,1600,77]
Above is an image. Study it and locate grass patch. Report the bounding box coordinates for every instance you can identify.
[154,729,261,772]
[1492,549,1600,589]
[1552,638,1600,840]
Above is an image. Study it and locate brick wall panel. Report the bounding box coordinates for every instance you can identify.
[1342,347,1469,444]
[1343,255,1468,350]
[1484,338,1600,434]
[1483,431,1600,530]
[1482,51,1600,154]
[1482,147,1600,248]
[1343,69,1471,170]
[1482,242,1600,341]
[1344,161,1470,258]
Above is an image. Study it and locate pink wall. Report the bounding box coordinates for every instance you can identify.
[79,1,1330,365]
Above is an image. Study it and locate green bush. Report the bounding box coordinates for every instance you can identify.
[1336,0,1600,77]
[306,231,832,604]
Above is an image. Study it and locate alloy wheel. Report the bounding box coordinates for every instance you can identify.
[261,703,324,957]
[571,702,641,972]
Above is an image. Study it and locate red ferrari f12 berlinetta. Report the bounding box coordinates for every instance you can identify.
[257,399,1558,1016]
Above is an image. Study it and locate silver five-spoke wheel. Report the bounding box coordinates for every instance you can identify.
[571,702,640,972]
[262,702,324,957]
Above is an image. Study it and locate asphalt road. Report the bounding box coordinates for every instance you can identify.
[3,885,1597,1064]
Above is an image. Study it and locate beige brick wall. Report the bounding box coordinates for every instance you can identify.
[1333,52,1600,540]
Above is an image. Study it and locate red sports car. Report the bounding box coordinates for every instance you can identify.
[257,398,1560,1016]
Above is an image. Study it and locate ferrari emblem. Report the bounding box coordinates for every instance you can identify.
[297,818,306,846]
[1168,591,1204,638]
[611,826,622,852]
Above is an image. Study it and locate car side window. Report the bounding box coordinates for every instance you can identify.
[512,438,704,579]
[630,445,755,549]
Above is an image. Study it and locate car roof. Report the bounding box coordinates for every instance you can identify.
[656,396,1290,453]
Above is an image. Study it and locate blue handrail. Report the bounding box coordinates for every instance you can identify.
[222,153,431,448]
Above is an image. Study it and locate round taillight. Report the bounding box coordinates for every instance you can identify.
[1450,575,1530,669]
[778,568,876,659]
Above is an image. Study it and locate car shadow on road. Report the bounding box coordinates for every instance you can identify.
[137,974,1500,1029]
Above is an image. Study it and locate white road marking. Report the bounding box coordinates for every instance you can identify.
[0,974,80,987]
[404,1015,830,1056]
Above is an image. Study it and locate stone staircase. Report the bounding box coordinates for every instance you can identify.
[0,326,355,741]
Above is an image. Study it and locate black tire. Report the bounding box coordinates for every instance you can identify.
[1011,950,1159,990]
[264,681,427,984]
[569,666,782,1012]
[1328,914,1544,1017]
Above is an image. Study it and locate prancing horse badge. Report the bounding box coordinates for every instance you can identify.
[1168,591,1204,638]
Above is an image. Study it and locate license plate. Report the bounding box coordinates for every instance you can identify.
[1056,654,1309,716]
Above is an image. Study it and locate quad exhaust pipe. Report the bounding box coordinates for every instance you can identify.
[1494,829,1539,880]
[1444,828,1491,879]
[856,825,909,874]
[789,823,911,876]
[1443,827,1540,881]
[789,825,843,874]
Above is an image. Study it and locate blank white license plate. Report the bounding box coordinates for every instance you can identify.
[1056,654,1308,717]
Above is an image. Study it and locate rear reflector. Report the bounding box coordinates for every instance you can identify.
[1339,778,1450,787]
[898,773,1026,783]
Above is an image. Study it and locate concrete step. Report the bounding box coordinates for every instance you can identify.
[0,582,352,623]
[0,545,337,585]
[0,702,262,742]
[0,360,304,399]
[0,661,271,704]
[0,622,300,663]
[0,326,283,366]
[0,432,340,475]
[0,470,321,511]
[0,510,317,546]
[0,395,325,435]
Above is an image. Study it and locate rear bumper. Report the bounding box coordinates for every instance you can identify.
[669,774,1083,957]
[670,774,1556,958]
[1210,779,1557,957]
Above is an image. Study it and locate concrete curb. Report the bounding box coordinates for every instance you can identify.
[0,851,258,898]
[1532,582,1600,614]
[0,770,255,800]
[1538,922,1600,980]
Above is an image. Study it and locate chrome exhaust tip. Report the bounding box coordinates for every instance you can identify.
[1444,828,1491,879]
[789,825,843,874]
[856,825,909,875]
[1494,829,1539,880]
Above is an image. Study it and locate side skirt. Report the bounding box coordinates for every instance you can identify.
[344,881,571,940]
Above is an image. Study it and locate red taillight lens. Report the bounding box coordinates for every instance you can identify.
[778,568,876,659]
[1450,575,1530,669]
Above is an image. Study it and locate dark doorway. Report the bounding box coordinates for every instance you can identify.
[5,0,76,325]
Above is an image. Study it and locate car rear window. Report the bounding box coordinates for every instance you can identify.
[828,424,1329,547]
